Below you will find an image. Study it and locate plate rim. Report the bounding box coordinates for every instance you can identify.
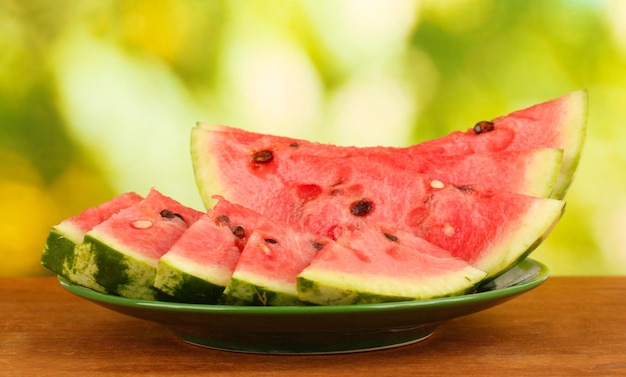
[57,258,549,315]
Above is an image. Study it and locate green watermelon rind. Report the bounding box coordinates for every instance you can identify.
[154,254,232,304]
[225,272,307,306]
[70,235,159,300]
[40,225,82,279]
[296,266,487,306]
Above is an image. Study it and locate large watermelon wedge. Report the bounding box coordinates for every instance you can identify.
[192,90,586,203]
[190,93,580,281]
[70,189,204,299]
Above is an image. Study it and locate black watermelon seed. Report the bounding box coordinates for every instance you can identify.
[289,142,299,147]
[232,226,246,239]
[215,215,230,226]
[264,238,278,244]
[160,209,184,221]
[252,150,274,163]
[350,200,373,216]
[473,121,495,134]
[312,241,326,251]
[455,184,475,192]
[383,233,399,242]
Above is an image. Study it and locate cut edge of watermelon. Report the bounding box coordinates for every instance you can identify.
[519,148,563,198]
[191,123,226,209]
[553,89,588,199]
[503,89,588,199]
[475,198,565,278]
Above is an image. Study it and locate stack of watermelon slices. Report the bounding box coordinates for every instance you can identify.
[42,90,587,305]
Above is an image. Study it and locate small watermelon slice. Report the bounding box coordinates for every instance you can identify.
[70,189,204,299]
[41,192,143,279]
[288,157,565,278]
[192,90,586,204]
[226,229,325,306]
[212,198,328,306]
[296,223,487,305]
[153,212,242,304]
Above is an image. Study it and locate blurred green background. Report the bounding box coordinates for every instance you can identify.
[1,0,624,276]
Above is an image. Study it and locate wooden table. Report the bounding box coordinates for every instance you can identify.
[1,276,625,376]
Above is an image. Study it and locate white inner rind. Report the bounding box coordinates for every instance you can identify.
[191,123,225,209]
[297,265,486,305]
[157,252,234,287]
[552,89,588,199]
[229,269,297,297]
[523,149,563,198]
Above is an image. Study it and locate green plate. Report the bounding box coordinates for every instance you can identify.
[58,258,548,354]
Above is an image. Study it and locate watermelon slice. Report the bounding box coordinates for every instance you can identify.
[70,189,204,300]
[213,198,328,306]
[272,155,564,278]
[192,90,586,204]
[153,211,242,304]
[297,223,487,305]
[41,192,143,279]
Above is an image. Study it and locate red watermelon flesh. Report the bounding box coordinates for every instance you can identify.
[284,156,565,277]
[54,192,144,242]
[212,197,328,305]
[193,126,561,203]
[297,223,487,304]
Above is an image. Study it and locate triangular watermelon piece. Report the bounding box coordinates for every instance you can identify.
[41,192,143,279]
[297,223,487,305]
[70,189,204,299]
[153,211,242,304]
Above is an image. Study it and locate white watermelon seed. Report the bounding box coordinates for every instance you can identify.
[430,180,445,189]
[443,223,455,237]
[131,220,153,229]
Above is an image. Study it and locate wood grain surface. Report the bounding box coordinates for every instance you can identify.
[1,276,625,376]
